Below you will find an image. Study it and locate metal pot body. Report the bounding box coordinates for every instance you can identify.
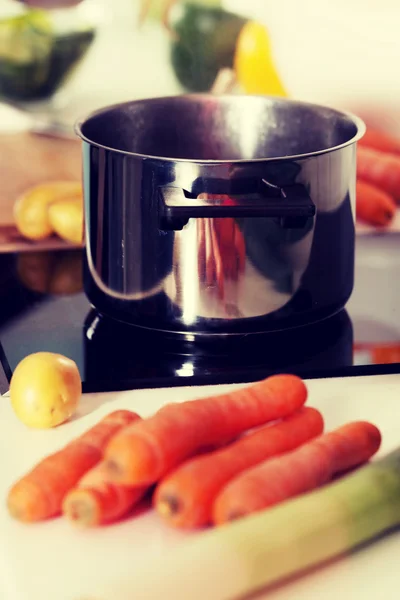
[77,94,364,335]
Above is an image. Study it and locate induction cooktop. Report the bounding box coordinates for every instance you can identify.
[1,247,400,395]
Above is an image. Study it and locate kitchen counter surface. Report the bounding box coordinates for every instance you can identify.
[1,373,400,600]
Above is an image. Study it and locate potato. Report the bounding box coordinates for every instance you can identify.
[48,197,84,245]
[14,181,82,241]
[10,352,82,429]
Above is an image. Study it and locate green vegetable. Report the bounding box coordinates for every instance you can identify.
[168,3,247,92]
[0,9,95,102]
[94,448,400,599]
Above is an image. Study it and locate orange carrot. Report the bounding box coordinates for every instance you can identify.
[7,410,139,522]
[77,410,140,451]
[154,407,324,529]
[358,146,400,200]
[103,374,308,486]
[213,421,382,525]
[356,180,396,227]
[63,462,147,527]
[62,426,231,528]
[359,128,400,155]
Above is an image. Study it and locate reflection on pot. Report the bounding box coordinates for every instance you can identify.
[16,249,83,295]
[164,196,314,322]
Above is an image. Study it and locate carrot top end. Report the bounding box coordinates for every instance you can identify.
[63,494,98,527]
[156,494,182,519]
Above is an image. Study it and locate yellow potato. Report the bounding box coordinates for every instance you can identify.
[10,352,82,429]
[14,181,82,241]
[48,197,84,245]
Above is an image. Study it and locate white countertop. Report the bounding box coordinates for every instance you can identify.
[1,374,400,600]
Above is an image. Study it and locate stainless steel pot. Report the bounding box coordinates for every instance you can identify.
[76,94,365,336]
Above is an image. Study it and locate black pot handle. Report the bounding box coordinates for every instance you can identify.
[159,180,316,230]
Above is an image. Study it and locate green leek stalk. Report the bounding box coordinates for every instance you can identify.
[84,448,400,600]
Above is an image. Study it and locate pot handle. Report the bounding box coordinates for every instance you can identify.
[159,181,316,230]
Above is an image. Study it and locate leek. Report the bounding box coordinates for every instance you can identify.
[83,448,400,600]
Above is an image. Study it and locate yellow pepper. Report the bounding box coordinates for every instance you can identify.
[234,20,287,97]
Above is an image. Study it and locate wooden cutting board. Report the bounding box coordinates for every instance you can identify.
[0,131,82,251]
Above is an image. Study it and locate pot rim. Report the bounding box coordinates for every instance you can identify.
[75,93,366,164]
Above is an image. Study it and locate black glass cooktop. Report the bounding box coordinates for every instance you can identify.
[1,248,400,395]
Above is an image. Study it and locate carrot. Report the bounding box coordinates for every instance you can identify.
[76,410,140,451]
[154,407,324,529]
[356,180,396,227]
[103,374,308,486]
[213,421,382,525]
[62,429,232,528]
[7,410,139,522]
[359,128,400,155]
[357,146,400,200]
[62,462,147,527]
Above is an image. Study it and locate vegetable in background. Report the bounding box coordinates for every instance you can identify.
[359,128,400,155]
[103,374,308,486]
[14,180,82,241]
[358,145,400,200]
[234,20,287,96]
[154,406,324,529]
[213,421,381,524]
[48,196,83,244]
[0,9,95,102]
[168,2,247,92]
[356,180,396,228]
[7,410,139,522]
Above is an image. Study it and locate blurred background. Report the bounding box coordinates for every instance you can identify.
[1,0,400,368]
[0,0,400,227]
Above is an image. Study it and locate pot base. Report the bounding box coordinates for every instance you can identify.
[85,273,353,338]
